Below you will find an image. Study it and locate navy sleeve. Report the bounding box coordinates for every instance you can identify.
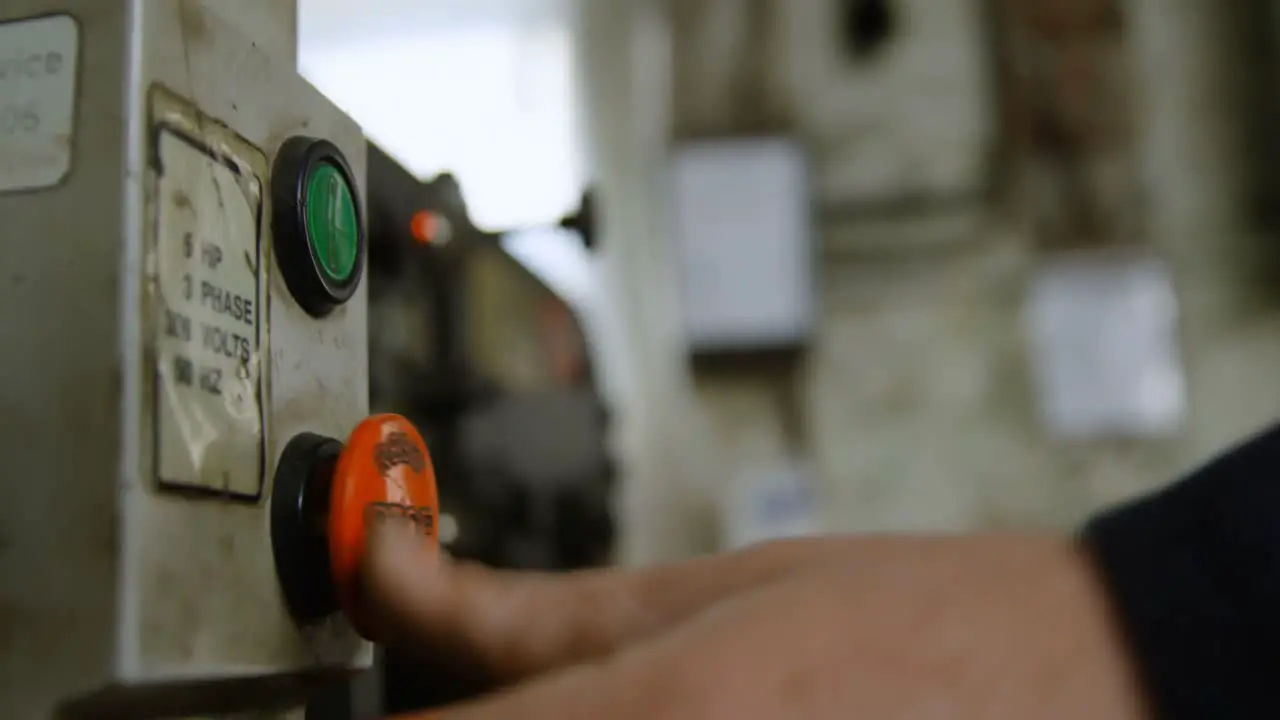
[1083,423,1280,719]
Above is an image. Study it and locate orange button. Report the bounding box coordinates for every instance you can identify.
[329,414,439,635]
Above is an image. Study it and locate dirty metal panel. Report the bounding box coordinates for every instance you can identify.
[2,0,372,715]
[0,1,130,716]
[122,0,370,683]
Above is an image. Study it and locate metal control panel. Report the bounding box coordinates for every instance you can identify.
[0,1,370,717]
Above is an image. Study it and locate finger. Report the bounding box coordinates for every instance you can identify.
[387,570,841,720]
[390,534,1147,720]
[360,524,852,683]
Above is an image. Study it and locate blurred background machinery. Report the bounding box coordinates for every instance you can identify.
[365,142,616,575]
[354,144,616,714]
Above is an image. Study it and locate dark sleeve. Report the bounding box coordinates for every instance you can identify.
[1083,423,1280,719]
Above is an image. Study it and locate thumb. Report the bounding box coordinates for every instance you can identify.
[359,522,852,684]
[357,521,634,683]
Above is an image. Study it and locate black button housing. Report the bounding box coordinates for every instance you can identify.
[271,136,366,317]
[271,431,342,624]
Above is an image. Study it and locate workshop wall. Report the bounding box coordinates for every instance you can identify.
[587,0,1280,560]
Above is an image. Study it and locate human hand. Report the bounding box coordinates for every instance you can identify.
[360,528,1149,719]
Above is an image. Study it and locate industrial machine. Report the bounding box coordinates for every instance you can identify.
[0,2,440,717]
[0,1,615,716]
[365,144,615,574]
[362,144,616,714]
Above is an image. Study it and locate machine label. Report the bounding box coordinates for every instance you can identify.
[153,129,265,498]
[0,14,78,193]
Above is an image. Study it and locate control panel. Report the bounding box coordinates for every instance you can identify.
[0,2,435,717]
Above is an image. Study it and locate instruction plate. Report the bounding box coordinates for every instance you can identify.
[0,14,79,192]
[153,128,265,498]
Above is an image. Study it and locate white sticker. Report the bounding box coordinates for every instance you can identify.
[0,14,79,193]
[154,130,264,497]
[1026,251,1186,439]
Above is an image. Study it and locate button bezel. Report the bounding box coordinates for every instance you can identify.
[271,136,366,317]
[270,431,342,624]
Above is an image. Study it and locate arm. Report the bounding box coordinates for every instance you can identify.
[364,425,1280,719]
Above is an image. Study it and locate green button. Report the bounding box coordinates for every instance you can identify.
[304,162,358,283]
